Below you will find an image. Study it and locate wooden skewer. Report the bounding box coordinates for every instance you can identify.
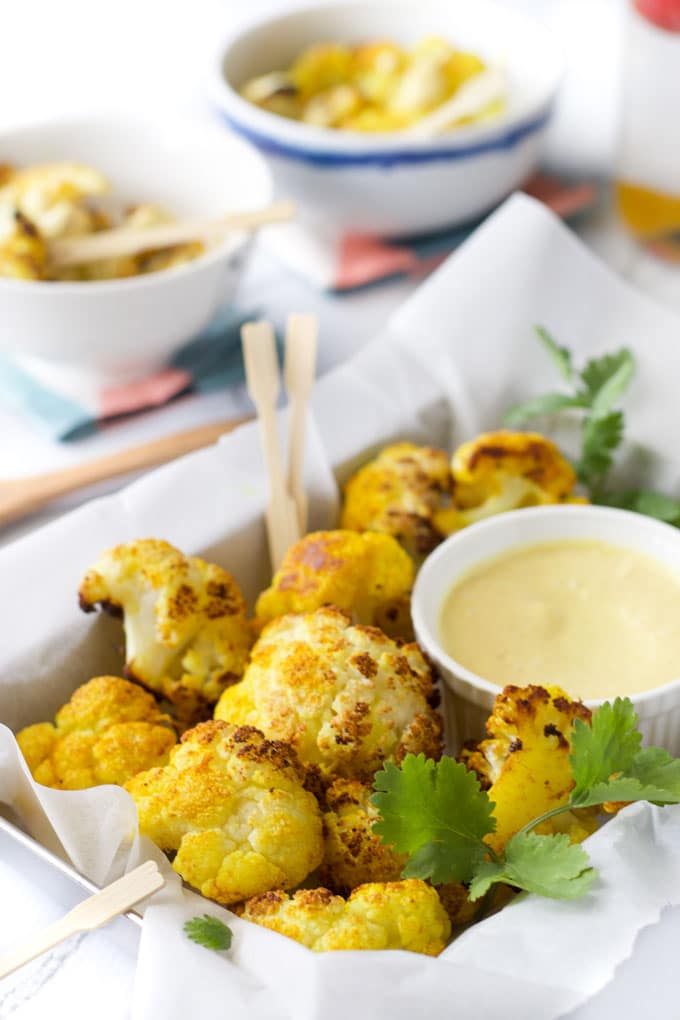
[284,313,318,535]
[402,67,507,138]
[242,321,301,569]
[49,199,295,268]
[0,415,250,529]
[0,861,164,980]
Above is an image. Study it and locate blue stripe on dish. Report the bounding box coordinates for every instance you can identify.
[216,106,552,168]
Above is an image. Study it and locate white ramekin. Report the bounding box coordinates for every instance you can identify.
[212,0,564,236]
[412,505,680,754]
[0,114,272,384]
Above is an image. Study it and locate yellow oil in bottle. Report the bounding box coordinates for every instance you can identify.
[616,181,680,262]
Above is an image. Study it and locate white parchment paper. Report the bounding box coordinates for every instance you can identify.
[3,195,680,1019]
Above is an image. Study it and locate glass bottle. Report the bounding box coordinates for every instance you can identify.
[615,0,680,262]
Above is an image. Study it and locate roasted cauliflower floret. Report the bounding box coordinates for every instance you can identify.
[215,606,442,782]
[460,685,598,853]
[321,778,477,925]
[341,442,452,561]
[435,430,583,533]
[321,777,406,890]
[0,208,47,279]
[241,880,450,955]
[79,539,252,723]
[125,720,323,904]
[254,530,415,640]
[0,161,110,240]
[16,676,176,790]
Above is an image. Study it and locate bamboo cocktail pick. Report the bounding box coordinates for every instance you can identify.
[284,313,318,534]
[242,320,301,569]
[0,861,164,981]
[49,199,295,268]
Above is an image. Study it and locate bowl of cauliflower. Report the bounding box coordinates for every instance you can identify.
[0,114,272,383]
[212,0,564,235]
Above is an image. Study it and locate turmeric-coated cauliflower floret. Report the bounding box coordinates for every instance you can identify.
[435,431,584,533]
[321,777,406,890]
[78,539,253,723]
[0,207,48,279]
[254,530,415,640]
[241,879,450,955]
[341,442,452,561]
[321,778,477,926]
[460,685,598,854]
[215,606,442,782]
[0,161,110,240]
[125,720,323,904]
[16,676,176,790]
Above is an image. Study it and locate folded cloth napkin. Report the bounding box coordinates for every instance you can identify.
[260,174,599,292]
[0,306,256,443]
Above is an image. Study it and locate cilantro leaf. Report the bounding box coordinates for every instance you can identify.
[580,349,635,413]
[469,832,595,901]
[631,746,680,795]
[535,326,575,383]
[577,746,680,808]
[577,410,625,489]
[598,489,680,525]
[570,698,642,806]
[502,392,585,428]
[184,914,233,951]
[371,755,496,885]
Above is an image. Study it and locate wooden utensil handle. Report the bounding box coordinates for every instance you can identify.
[0,416,250,528]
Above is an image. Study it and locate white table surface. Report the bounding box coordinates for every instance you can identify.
[3,0,680,1016]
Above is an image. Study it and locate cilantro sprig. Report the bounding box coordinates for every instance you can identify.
[184,914,233,951]
[371,698,680,903]
[503,326,680,521]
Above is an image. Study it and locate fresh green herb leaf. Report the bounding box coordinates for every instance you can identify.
[502,392,586,428]
[580,349,635,413]
[184,914,233,951]
[577,410,625,490]
[535,325,575,383]
[570,698,642,805]
[630,746,680,796]
[469,831,595,902]
[598,489,680,524]
[371,755,496,885]
[575,745,680,808]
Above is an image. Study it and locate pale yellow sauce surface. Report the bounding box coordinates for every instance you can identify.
[440,539,680,700]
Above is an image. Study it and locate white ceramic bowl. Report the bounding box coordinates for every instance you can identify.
[412,505,680,754]
[0,115,272,384]
[213,0,564,236]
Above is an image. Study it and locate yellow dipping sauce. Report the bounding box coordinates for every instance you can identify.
[440,539,680,700]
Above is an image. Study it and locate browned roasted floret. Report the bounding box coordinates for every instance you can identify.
[125,719,323,905]
[215,606,442,783]
[78,539,252,725]
[460,684,598,853]
[254,529,415,639]
[435,430,585,533]
[241,880,451,954]
[340,442,452,561]
[320,776,478,926]
[16,676,176,789]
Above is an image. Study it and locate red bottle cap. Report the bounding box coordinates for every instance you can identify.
[635,0,680,31]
